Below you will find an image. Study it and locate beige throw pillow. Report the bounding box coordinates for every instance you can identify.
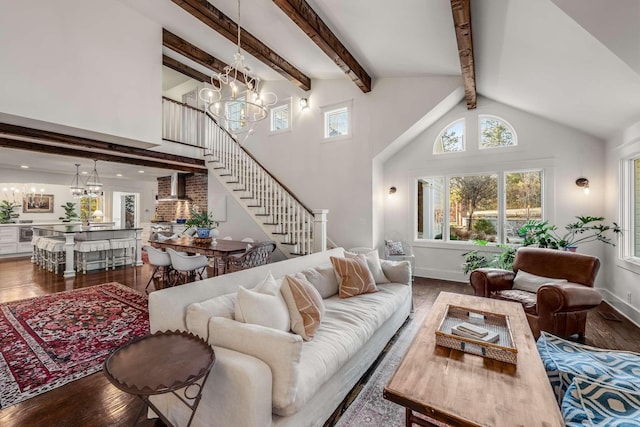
[235,271,290,331]
[302,264,339,298]
[513,270,568,293]
[345,250,390,284]
[281,274,325,341]
[330,255,378,298]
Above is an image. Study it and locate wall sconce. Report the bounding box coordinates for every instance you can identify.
[576,177,590,195]
[388,186,397,198]
[300,98,309,109]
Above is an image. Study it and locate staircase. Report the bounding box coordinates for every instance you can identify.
[162,97,328,258]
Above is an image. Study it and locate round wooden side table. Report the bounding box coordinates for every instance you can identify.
[103,331,215,427]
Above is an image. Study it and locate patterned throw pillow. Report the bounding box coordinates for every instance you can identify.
[281,274,325,341]
[562,377,640,426]
[345,250,390,284]
[330,255,378,298]
[537,331,640,404]
[386,240,405,255]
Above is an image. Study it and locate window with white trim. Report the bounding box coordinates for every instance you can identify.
[324,106,350,139]
[270,99,291,133]
[620,157,640,262]
[479,115,517,149]
[434,119,465,154]
[227,97,245,132]
[416,169,543,243]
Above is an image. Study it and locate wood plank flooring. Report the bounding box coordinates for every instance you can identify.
[0,256,638,427]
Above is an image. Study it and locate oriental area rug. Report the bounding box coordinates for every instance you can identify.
[0,282,149,409]
[334,311,446,427]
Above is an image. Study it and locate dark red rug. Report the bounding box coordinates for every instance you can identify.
[0,282,149,408]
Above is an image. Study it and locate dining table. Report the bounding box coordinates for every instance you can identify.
[148,237,249,276]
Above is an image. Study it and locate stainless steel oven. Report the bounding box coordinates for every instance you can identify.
[19,226,33,243]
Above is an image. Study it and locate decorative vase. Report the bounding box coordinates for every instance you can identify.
[209,228,219,241]
[196,227,210,238]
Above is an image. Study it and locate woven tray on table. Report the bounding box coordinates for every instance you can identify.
[435,304,518,365]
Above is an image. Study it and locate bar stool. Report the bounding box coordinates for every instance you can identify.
[37,237,66,274]
[143,246,173,291]
[74,240,111,274]
[31,235,41,264]
[109,238,137,270]
[167,248,208,285]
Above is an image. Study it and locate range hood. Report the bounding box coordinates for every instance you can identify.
[158,173,190,201]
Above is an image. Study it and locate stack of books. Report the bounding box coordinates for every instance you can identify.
[451,321,500,343]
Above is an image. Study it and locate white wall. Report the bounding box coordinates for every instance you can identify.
[383,96,608,283]
[242,76,461,249]
[0,0,162,144]
[603,119,640,324]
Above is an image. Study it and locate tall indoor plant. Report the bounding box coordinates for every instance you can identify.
[518,216,621,250]
[0,200,20,223]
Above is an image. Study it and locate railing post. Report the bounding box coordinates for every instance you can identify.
[312,209,329,253]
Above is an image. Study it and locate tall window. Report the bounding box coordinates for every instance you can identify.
[227,97,245,131]
[416,170,543,243]
[479,115,517,149]
[324,106,349,139]
[621,157,640,262]
[434,119,465,154]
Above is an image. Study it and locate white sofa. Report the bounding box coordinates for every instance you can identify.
[148,247,412,427]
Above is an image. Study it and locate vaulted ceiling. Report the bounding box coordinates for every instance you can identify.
[123,0,639,140]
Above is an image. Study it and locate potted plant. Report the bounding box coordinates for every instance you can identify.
[518,216,621,250]
[0,200,20,224]
[462,241,517,275]
[185,209,219,238]
[59,202,79,222]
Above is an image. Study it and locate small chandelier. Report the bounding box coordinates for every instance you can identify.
[198,0,277,141]
[69,163,84,198]
[84,160,103,197]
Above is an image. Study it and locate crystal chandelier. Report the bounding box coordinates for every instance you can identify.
[198,0,277,141]
[69,163,85,198]
[84,160,103,197]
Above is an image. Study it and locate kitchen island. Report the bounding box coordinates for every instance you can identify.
[32,225,142,277]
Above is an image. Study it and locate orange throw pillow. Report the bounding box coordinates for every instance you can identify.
[282,274,325,341]
[330,255,378,298]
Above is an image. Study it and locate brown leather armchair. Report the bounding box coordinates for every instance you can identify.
[470,247,601,339]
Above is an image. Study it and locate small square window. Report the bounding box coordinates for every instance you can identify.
[324,106,350,139]
[270,103,290,133]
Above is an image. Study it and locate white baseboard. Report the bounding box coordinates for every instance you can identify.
[597,288,640,328]
[414,267,467,283]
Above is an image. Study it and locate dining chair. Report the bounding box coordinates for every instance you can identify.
[226,241,277,273]
[166,248,208,285]
[143,246,173,291]
[222,236,233,240]
[241,237,255,243]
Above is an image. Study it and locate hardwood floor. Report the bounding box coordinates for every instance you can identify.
[0,256,638,426]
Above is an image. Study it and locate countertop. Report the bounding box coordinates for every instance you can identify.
[33,225,141,233]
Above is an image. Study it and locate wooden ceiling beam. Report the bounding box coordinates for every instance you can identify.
[451,0,477,109]
[162,54,219,88]
[162,29,246,85]
[272,0,372,93]
[0,123,207,173]
[171,0,311,91]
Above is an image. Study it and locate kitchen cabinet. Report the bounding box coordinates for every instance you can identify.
[0,226,19,254]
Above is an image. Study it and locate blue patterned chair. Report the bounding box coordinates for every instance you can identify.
[537,332,640,425]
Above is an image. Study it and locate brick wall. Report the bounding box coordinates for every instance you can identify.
[154,174,208,221]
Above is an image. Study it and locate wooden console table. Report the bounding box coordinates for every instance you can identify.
[384,292,563,427]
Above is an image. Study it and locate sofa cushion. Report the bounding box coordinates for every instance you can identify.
[513,270,568,293]
[562,377,640,427]
[275,282,411,416]
[302,264,339,299]
[282,274,325,341]
[235,272,290,331]
[491,289,537,315]
[345,250,390,284]
[186,292,237,340]
[537,331,640,404]
[330,255,377,298]
[207,316,303,411]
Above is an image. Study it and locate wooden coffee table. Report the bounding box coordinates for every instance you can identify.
[383,292,563,427]
[103,331,215,427]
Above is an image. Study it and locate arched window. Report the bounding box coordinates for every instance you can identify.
[434,119,465,154]
[479,115,517,149]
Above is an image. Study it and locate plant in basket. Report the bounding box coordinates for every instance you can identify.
[185,209,219,238]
